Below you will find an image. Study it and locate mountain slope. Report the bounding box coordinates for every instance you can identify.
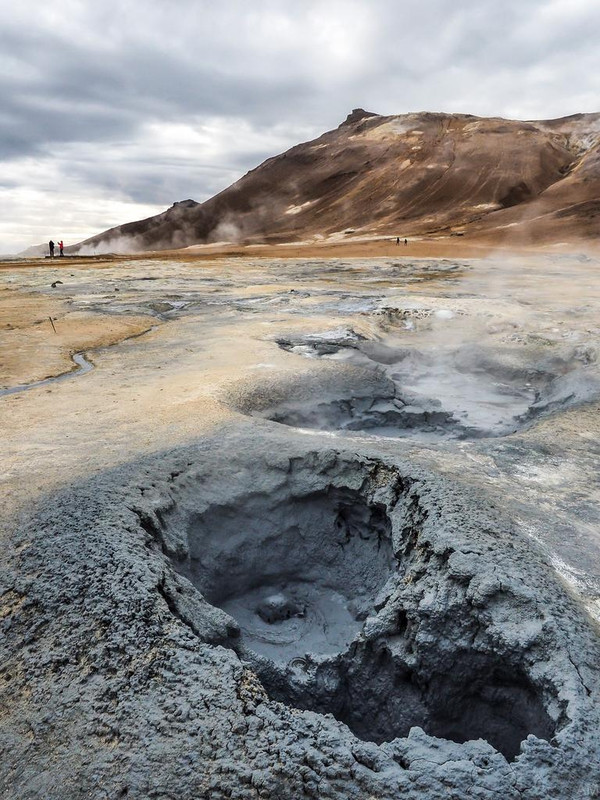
[73,109,600,253]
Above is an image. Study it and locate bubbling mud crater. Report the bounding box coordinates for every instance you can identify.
[154,453,563,761]
[257,330,599,439]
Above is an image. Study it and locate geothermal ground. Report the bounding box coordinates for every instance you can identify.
[1,248,600,799]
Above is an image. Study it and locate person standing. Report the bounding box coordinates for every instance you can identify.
[49,240,55,257]
[59,240,64,257]
[396,237,400,245]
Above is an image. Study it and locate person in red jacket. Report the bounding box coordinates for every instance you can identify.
[59,240,64,256]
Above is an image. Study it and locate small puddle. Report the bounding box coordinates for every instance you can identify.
[0,352,94,397]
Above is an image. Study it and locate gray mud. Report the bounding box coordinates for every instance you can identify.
[3,255,600,799]
[169,484,394,662]
[253,329,600,439]
[2,429,599,798]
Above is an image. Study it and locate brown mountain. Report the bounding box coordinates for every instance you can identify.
[73,109,600,253]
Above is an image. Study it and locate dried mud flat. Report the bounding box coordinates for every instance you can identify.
[2,251,600,799]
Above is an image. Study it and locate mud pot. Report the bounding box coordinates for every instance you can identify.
[119,441,599,790]
[253,328,600,439]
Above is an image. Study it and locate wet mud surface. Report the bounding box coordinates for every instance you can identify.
[2,253,600,798]
[263,327,599,439]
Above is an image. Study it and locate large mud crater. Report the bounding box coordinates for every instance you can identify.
[156,453,560,761]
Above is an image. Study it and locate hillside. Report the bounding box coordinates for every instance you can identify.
[72,109,600,253]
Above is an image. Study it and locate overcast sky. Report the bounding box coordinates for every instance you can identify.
[1,0,599,253]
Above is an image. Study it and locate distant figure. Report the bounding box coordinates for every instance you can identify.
[404,238,408,246]
[396,237,400,245]
[59,240,64,257]
[49,240,55,257]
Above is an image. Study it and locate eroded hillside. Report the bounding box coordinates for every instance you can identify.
[73,109,600,253]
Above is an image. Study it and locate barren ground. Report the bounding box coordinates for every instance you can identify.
[1,241,600,798]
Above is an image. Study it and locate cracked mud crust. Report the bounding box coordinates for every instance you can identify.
[1,431,599,799]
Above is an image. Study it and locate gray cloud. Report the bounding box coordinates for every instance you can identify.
[1,0,599,252]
